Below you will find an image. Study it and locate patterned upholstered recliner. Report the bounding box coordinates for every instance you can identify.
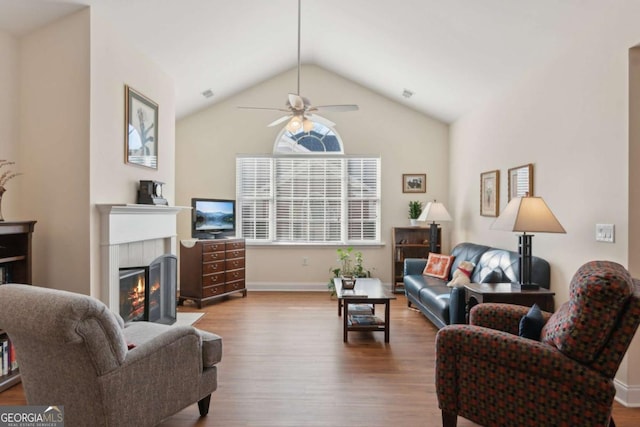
[435,261,640,427]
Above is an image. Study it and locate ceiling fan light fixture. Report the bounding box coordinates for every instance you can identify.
[302,118,314,132]
[286,116,303,133]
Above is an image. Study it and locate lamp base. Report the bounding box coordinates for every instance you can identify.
[518,283,540,291]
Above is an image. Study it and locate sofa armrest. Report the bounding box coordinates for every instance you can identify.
[469,303,553,336]
[404,258,427,276]
[449,287,466,324]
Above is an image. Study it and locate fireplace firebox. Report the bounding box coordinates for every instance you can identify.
[119,254,177,324]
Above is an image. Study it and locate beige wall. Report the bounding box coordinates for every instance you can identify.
[89,12,175,298]
[176,65,449,289]
[19,10,91,294]
[451,5,640,405]
[10,8,175,299]
[0,31,20,219]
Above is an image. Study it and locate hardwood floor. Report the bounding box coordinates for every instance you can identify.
[1,291,639,426]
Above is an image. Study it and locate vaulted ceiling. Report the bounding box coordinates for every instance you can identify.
[0,0,609,123]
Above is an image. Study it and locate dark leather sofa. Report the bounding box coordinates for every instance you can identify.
[403,242,550,329]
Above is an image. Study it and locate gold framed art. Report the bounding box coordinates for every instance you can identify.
[508,163,533,200]
[125,85,158,169]
[480,170,500,217]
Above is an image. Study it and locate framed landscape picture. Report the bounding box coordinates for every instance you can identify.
[402,174,426,193]
[125,85,158,169]
[480,170,500,217]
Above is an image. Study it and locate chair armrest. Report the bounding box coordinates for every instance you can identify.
[122,325,202,368]
[470,303,553,335]
[404,258,427,276]
[435,325,615,412]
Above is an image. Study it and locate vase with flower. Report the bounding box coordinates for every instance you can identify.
[0,160,22,221]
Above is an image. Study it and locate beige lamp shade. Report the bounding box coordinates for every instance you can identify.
[491,196,566,233]
[418,201,452,223]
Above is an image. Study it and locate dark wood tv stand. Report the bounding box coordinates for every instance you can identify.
[178,238,246,308]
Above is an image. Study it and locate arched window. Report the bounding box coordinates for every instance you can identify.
[273,122,344,154]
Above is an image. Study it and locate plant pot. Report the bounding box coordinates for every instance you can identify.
[410,219,418,226]
[341,275,356,290]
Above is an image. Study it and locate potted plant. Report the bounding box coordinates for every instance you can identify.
[409,200,422,226]
[328,247,371,296]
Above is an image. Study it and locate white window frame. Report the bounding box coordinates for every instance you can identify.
[236,155,381,245]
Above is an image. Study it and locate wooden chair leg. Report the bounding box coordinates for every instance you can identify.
[198,394,212,417]
[442,410,457,427]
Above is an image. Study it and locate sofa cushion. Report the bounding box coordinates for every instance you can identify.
[541,261,634,364]
[472,249,518,283]
[449,243,491,281]
[423,253,454,279]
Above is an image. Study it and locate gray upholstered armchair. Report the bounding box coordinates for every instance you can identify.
[0,284,221,427]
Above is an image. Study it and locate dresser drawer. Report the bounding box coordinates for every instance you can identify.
[203,260,225,274]
[226,248,245,260]
[225,257,245,271]
[225,269,245,282]
[202,241,225,253]
[203,251,225,262]
[203,284,225,298]
[225,280,245,293]
[226,240,245,251]
[202,272,224,287]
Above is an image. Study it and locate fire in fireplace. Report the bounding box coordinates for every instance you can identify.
[119,254,177,324]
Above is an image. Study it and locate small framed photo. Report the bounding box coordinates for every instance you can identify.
[125,85,158,169]
[402,174,426,193]
[480,170,500,217]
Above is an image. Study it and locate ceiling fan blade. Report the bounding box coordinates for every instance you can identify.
[311,104,359,112]
[267,115,293,127]
[288,93,305,110]
[307,113,335,128]
[238,106,290,112]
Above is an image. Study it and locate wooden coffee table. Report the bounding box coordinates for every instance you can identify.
[334,278,396,343]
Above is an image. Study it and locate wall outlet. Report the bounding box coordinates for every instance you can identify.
[302,256,308,266]
[595,224,615,243]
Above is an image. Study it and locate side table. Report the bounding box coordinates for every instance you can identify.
[464,282,555,322]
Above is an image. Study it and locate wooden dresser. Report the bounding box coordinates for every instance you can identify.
[179,238,247,308]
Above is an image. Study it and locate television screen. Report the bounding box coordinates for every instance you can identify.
[192,198,235,238]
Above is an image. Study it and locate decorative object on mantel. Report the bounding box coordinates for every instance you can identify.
[491,195,566,290]
[125,85,158,170]
[403,173,426,193]
[0,160,22,222]
[408,200,423,226]
[480,169,500,217]
[418,200,452,252]
[137,180,168,205]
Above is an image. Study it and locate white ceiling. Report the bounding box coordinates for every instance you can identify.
[0,0,608,123]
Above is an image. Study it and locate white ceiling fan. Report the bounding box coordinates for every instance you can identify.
[238,0,358,133]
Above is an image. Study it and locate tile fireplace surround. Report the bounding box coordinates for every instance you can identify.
[98,204,189,317]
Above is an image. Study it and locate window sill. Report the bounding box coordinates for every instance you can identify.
[246,241,386,248]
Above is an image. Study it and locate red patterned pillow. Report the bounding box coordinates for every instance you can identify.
[541,261,634,364]
[423,254,454,280]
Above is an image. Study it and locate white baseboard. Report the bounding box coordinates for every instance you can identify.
[614,378,640,407]
[246,281,393,292]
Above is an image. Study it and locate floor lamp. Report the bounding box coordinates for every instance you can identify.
[491,196,565,289]
[418,201,452,253]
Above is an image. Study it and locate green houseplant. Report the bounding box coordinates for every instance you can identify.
[328,247,371,296]
[409,200,423,226]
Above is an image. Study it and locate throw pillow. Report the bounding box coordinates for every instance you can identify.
[423,253,454,280]
[519,304,545,341]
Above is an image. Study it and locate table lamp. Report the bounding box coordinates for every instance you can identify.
[418,200,452,253]
[491,196,565,289]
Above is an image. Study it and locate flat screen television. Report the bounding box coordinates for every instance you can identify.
[191,198,236,239]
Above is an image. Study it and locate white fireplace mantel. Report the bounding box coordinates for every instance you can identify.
[98,204,190,314]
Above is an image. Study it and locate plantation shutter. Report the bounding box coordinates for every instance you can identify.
[236,155,381,244]
[236,157,272,240]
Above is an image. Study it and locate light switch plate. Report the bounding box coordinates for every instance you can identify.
[596,224,615,243]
